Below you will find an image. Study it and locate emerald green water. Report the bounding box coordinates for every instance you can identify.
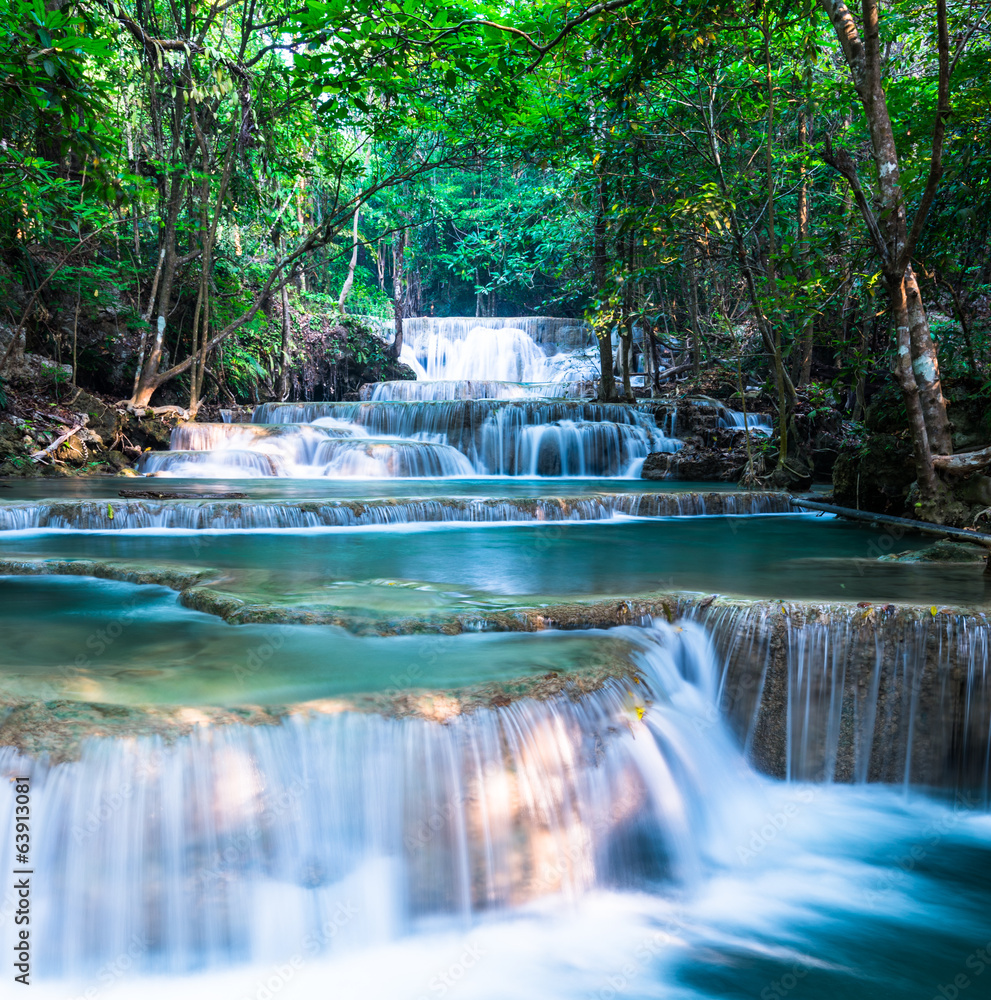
[0,515,979,611]
[0,475,750,501]
[0,575,639,707]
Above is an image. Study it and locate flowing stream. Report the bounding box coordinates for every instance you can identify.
[1,316,990,998]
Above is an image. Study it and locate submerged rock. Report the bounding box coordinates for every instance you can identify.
[878,540,988,563]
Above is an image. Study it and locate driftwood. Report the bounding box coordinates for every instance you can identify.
[655,362,696,381]
[932,447,991,474]
[29,425,85,461]
[118,490,249,499]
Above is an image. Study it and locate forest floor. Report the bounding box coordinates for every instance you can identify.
[0,351,182,477]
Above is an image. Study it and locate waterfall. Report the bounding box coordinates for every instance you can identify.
[401,326,556,382]
[394,318,601,387]
[479,417,677,477]
[172,422,362,452]
[398,317,596,385]
[253,399,672,431]
[126,314,684,479]
[0,492,792,530]
[719,409,773,433]
[0,622,749,978]
[137,449,290,477]
[360,380,592,401]
[255,400,680,476]
[681,598,991,797]
[311,438,477,477]
[132,400,682,479]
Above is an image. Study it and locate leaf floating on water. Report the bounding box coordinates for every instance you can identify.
[857,602,872,608]
[930,606,939,616]
[107,504,113,520]
[634,705,646,721]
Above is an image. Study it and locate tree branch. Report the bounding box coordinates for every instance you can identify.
[821,135,891,266]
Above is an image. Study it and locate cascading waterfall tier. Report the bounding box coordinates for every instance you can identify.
[135,400,681,478]
[679,398,773,435]
[678,596,991,797]
[0,623,748,977]
[719,409,773,433]
[247,400,680,477]
[398,316,597,383]
[310,437,477,477]
[0,492,791,530]
[360,379,592,401]
[129,314,683,478]
[137,449,290,477]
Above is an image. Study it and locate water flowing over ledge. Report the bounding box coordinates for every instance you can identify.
[250,399,667,428]
[0,491,791,530]
[359,379,591,401]
[0,622,748,977]
[134,400,682,479]
[680,596,991,794]
[397,316,597,383]
[0,556,989,800]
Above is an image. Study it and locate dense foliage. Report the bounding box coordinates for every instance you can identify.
[1,0,989,499]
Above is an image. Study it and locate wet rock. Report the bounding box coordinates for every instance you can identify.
[642,427,751,481]
[0,700,281,764]
[878,540,987,563]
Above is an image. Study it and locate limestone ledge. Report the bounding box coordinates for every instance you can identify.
[0,663,642,763]
[2,555,990,789]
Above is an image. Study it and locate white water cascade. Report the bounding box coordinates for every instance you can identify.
[719,409,773,433]
[397,316,598,388]
[0,622,752,978]
[131,314,682,478]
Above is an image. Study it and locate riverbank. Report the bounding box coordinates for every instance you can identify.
[0,368,181,477]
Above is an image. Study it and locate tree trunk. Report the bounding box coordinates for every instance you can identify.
[819,0,953,490]
[277,235,292,400]
[620,328,634,401]
[889,274,939,493]
[793,110,814,386]
[133,220,179,407]
[620,230,635,402]
[338,208,360,312]
[392,231,406,361]
[687,248,702,377]
[762,9,791,472]
[593,174,617,402]
[903,264,951,454]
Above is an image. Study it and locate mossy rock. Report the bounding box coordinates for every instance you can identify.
[833,434,915,514]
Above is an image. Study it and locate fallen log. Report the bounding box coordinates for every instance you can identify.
[932,446,991,474]
[118,490,250,499]
[654,362,696,382]
[789,497,991,545]
[29,424,85,461]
